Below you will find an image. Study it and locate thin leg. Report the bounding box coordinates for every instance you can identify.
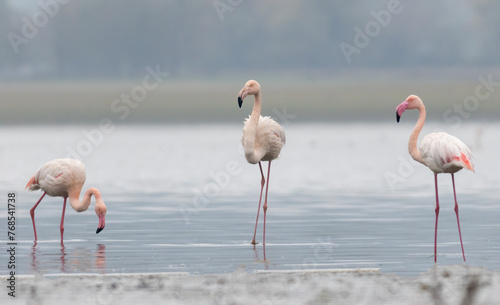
[451,174,466,262]
[60,197,67,242]
[263,242,267,262]
[434,173,440,263]
[252,162,265,245]
[30,192,47,241]
[263,161,271,247]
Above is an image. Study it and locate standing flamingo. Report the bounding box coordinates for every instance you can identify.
[26,158,107,241]
[396,95,474,262]
[238,80,286,246]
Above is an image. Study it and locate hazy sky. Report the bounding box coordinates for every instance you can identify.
[2,1,500,81]
[7,0,34,11]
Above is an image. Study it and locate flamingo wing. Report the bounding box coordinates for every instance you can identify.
[242,115,285,163]
[27,159,86,196]
[419,132,474,173]
[25,176,38,190]
[258,116,286,145]
[255,116,285,161]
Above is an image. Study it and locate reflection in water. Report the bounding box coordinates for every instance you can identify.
[253,244,259,261]
[31,242,106,274]
[253,244,269,270]
[30,242,38,272]
[60,242,66,273]
[95,244,106,272]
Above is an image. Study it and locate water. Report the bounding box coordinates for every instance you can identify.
[1,122,499,277]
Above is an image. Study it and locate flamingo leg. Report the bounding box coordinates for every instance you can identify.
[251,162,266,245]
[60,197,67,242]
[30,192,47,241]
[262,161,271,248]
[433,173,440,263]
[451,174,466,262]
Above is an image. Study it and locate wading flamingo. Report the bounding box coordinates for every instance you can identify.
[238,80,285,246]
[26,158,107,241]
[396,95,474,262]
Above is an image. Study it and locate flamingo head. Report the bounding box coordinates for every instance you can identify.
[95,198,107,234]
[238,80,261,108]
[396,95,423,122]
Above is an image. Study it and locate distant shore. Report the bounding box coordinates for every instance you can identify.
[1,80,499,125]
[2,265,499,304]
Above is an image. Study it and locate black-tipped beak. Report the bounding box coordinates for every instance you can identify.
[238,96,243,108]
[396,112,401,123]
[96,215,105,234]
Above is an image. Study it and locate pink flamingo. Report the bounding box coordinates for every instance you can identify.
[26,158,107,241]
[396,95,474,262]
[238,80,286,246]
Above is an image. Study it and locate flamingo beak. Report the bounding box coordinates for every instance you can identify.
[396,100,409,123]
[96,215,105,234]
[238,87,248,108]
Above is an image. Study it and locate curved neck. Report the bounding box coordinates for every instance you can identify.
[409,106,426,164]
[244,93,262,162]
[68,187,102,212]
[250,92,262,117]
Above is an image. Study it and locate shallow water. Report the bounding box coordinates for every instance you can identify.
[0,122,499,276]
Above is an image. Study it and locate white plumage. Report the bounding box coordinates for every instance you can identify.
[242,115,286,163]
[27,158,86,197]
[26,158,107,241]
[419,132,473,174]
[238,80,285,254]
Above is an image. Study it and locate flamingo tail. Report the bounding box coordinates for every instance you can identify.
[456,152,474,172]
[25,176,38,190]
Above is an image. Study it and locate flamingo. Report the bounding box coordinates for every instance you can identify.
[238,80,286,246]
[26,158,107,241]
[396,95,474,262]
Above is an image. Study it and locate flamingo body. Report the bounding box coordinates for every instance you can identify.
[26,158,107,241]
[419,132,474,174]
[242,115,285,164]
[27,158,86,197]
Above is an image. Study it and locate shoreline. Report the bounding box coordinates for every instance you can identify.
[3,265,499,304]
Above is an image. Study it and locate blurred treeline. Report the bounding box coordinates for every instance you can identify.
[1,0,500,80]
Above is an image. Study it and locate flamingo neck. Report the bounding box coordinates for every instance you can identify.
[409,106,425,164]
[244,93,262,163]
[69,187,102,212]
[250,92,262,117]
